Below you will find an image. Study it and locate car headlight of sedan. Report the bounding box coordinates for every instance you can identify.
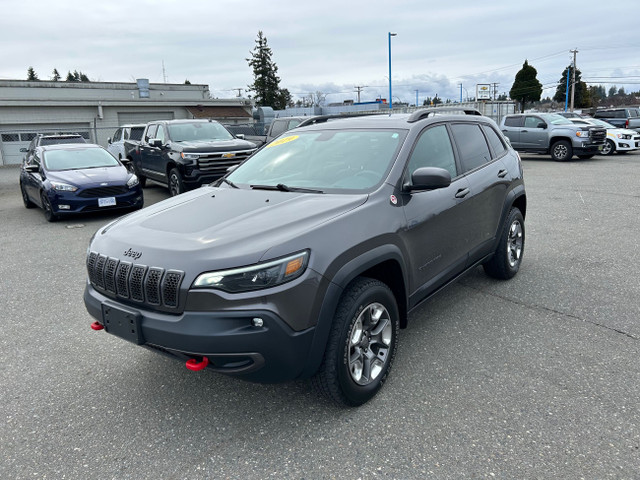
[50,181,78,192]
[617,133,631,140]
[127,174,139,187]
[192,251,309,292]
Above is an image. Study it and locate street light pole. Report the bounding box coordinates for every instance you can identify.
[388,32,397,112]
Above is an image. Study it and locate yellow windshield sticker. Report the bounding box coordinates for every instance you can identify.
[267,135,299,148]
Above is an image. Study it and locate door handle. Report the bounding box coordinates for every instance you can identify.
[498,169,508,178]
[455,188,470,198]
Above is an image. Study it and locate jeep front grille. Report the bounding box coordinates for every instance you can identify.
[87,252,184,309]
[197,149,256,176]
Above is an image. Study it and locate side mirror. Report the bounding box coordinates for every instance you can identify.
[25,164,40,173]
[537,122,547,129]
[107,137,112,144]
[20,148,28,153]
[235,134,245,139]
[150,138,163,148]
[405,167,451,192]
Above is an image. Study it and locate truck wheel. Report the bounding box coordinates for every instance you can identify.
[20,182,35,208]
[41,191,58,222]
[130,162,146,187]
[601,139,615,156]
[168,168,184,196]
[312,277,399,407]
[551,140,572,161]
[483,207,524,280]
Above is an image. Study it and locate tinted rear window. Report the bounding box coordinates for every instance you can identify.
[450,123,491,172]
[504,116,523,127]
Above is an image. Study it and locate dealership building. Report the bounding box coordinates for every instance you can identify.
[0,79,253,165]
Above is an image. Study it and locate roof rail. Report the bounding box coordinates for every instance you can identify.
[296,112,381,128]
[407,107,482,123]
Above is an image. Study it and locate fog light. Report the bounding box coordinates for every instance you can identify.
[251,318,264,327]
[58,205,71,210]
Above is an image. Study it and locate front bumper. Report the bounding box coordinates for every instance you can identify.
[84,277,323,383]
[49,188,143,215]
[573,143,603,154]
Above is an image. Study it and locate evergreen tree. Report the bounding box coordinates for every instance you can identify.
[509,60,542,112]
[27,67,39,81]
[184,79,191,85]
[66,71,78,82]
[608,86,617,97]
[247,31,288,109]
[553,65,589,107]
[79,72,90,82]
[51,68,61,81]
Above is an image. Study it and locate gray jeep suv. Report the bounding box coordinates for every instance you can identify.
[84,109,527,406]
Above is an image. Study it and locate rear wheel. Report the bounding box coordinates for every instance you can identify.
[168,168,185,196]
[312,277,399,407]
[483,207,524,280]
[551,140,572,161]
[601,139,615,156]
[40,191,57,222]
[20,182,35,208]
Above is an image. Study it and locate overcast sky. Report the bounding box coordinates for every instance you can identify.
[2,0,639,106]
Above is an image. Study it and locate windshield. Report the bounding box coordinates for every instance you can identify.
[226,129,406,192]
[167,122,234,142]
[542,114,573,125]
[43,147,120,171]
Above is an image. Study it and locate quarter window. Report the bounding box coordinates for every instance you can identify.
[407,125,457,179]
[482,125,507,157]
[450,123,492,173]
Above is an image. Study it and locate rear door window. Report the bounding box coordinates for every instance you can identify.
[450,123,492,173]
[504,116,523,127]
[482,125,507,157]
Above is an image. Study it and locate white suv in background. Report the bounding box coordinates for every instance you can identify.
[106,124,146,160]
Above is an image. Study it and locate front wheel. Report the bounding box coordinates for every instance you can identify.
[40,191,57,222]
[483,207,524,280]
[551,140,573,161]
[168,168,184,196]
[312,277,399,407]
[601,139,615,156]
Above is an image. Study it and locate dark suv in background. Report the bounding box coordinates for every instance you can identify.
[84,109,527,406]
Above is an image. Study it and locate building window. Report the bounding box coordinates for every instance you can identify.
[1,134,20,142]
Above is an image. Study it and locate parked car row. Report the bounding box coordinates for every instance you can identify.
[500,109,640,160]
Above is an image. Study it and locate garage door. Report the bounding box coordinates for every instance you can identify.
[117,111,175,126]
[1,125,91,165]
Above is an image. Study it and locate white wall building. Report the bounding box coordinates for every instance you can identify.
[0,79,252,165]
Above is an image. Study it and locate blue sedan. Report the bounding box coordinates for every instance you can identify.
[19,143,144,222]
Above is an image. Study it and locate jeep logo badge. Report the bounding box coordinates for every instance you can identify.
[123,248,142,260]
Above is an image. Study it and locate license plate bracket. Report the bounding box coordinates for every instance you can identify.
[99,197,116,207]
[101,303,144,345]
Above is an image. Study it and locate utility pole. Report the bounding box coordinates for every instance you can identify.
[570,49,578,112]
[233,88,243,97]
[415,89,419,106]
[491,83,499,100]
[354,85,367,103]
[162,60,168,83]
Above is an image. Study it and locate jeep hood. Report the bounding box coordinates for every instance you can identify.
[91,186,367,271]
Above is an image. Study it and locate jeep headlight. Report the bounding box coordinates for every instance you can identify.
[192,251,309,292]
[127,174,139,187]
[50,181,78,192]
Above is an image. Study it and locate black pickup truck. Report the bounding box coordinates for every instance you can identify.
[129,119,258,196]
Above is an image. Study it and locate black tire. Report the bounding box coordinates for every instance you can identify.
[577,154,595,159]
[20,182,35,208]
[168,168,184,196]
[601,139,615,156]
[40,191,57,222]
[312,277,399,407]
[550,140,573,161]
[483,207,524,280]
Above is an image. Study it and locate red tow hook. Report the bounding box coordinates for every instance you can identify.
[90,321,105,331]
[186,356,209,372]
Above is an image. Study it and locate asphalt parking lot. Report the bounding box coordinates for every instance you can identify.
[1,152,639,479]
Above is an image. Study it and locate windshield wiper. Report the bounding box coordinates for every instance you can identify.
[250,183,324,194]
[220,177,238,188]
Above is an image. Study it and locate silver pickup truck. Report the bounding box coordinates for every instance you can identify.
[500,113,606,161]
